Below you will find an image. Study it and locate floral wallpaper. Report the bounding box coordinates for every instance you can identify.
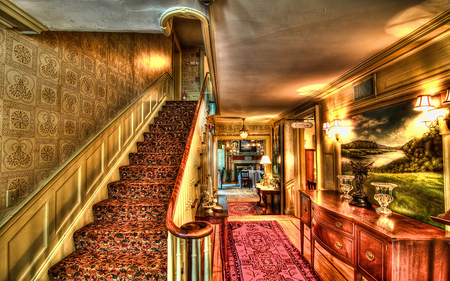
[0,28,172,218]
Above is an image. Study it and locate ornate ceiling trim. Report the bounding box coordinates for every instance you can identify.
[0,0,49,33]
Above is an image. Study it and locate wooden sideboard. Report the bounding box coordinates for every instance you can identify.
[299,190,450,281]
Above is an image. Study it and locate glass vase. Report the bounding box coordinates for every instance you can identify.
[371,182,397,215]
[337,175,355,200]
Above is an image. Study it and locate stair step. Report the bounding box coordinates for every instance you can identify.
[143,131,189,142]
[137,141,186,153]
[93,198,167,222]
[129,152,183,165]
[119,165,179,181]
[149,123,191,132]
[108,180,174,202]
[48,250,167,280]
[163,101,196,107]
[158,110,195,119]
[74,221,167,252]
[154,116,194,125]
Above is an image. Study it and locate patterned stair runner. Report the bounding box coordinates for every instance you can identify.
[48,101,197,280]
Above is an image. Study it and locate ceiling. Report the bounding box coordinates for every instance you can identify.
[10,0,450,122]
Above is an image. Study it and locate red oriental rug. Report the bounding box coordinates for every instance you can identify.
[220,220,322,281]
[228,202,265,216]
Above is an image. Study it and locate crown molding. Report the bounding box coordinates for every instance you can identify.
[0,0,49,33]
[272,9,450,123]
[160,7,220,115]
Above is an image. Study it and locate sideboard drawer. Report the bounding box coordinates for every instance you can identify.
[313,219,354,265]
[300,193,311,226]
[357,227,387,281]
[313,205,354,236]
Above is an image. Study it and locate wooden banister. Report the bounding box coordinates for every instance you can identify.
[166,72,213,239]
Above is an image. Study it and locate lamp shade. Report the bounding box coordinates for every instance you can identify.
[260,155,271,164]
[443,88,450,104]
[414,95,435,111]
[333,119,342,127]
[239,129,248,139]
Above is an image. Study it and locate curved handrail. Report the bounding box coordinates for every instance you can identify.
[166,72,213,239]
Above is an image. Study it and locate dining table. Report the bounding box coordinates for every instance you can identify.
[238,170,264,188]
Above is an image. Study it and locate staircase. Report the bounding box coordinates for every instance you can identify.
[48,101,197,280]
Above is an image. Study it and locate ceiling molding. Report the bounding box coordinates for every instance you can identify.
[272,9,450,123]
[0,0,49,33]
[160,7,220,114]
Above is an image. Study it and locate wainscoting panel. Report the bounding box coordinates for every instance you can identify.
[122,113,134,148]
[55,167,81,233]
[106,125,121,167]
[86,143,104,194]
[8,203,48,281]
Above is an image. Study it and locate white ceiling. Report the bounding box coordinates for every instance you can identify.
[11,0,450,121]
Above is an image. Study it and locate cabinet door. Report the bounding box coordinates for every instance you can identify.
[356,226,388,281]
[300,193,311,226]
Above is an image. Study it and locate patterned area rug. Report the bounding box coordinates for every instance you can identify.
[218,186,260,202]
[228,202,265,216]
[221,221,322,281]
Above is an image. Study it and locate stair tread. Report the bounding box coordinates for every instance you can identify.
[78,220,166,233]
[48,250,167,280]
[95,198,168,206]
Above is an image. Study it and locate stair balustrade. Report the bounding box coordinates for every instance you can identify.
[166,73,214,280]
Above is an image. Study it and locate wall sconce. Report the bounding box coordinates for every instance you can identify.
[323,119,343,141]
[414,89,450,128]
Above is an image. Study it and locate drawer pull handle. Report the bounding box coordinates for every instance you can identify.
[335,221,343,228]
[334,241,343,250]
[365,251,375,261]
[303,207,307,212]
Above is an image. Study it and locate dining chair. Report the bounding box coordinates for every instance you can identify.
[306,180,317,190]
[241,170,252,189]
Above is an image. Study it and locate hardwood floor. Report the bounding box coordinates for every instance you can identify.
[211,215,354,281]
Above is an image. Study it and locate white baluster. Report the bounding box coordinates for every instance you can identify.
[176,237,182,281]
[167,232,174,280]
[204,235,211,280]
[197,238,201,280]
[192,239,198,280]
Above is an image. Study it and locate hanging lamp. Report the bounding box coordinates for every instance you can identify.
[239,118,249,139]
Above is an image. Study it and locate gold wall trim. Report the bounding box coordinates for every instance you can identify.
[160,7,220,114]
[0,0,49,33]
[275,9,450,121]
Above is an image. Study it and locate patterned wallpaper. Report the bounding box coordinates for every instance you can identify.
[182,46,202,93]
[0,28,172,218]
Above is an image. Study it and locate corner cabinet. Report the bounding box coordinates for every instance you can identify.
[299,190,450,281]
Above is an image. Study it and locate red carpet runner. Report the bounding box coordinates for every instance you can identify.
[221,220,322,281]
[48,101,197,280]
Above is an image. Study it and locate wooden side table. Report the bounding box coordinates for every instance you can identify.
[256,183,281,214]
[195,195,229,268]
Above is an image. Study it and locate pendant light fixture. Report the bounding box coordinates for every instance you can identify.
[239,118,249,139]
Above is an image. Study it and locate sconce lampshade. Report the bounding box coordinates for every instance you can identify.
[443,88,450,104]
[323,122,331,130]
[414,95,435,111]
[260,155,271,164]
[333,119,342,127]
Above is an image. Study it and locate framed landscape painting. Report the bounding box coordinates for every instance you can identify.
[341,100,445,228]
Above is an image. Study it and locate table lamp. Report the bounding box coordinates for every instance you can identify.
[260,155,271,186]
